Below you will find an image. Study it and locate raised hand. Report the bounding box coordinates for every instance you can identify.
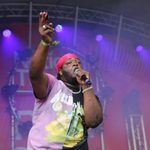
[39,12,54,44]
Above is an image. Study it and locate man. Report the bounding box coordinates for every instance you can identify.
[27,12,103,150]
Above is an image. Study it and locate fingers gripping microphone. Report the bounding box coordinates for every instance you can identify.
[75,69,92,86]
[80,75,92,86]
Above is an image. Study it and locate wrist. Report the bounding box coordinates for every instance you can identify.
[41,39,51,47]
[82,84,91,89]
[82,86,93,93]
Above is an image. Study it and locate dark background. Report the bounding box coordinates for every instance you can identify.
[1,0,150,24]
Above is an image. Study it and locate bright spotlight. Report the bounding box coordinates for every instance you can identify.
[55,24,63,33]
[136,45,144,52]
[3,29,12,37]
[96,34,103,42]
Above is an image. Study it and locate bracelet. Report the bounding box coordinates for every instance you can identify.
[41,40,50,47]
[82,86,93,93]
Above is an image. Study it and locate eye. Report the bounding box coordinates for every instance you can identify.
[65,60,72,65]
[77,60,81,64]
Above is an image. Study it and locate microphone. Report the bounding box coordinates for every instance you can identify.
[75,69,92,86]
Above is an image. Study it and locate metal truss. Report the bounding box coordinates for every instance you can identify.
[125,114,148,150]
[0,3,29,18]
[1,3,150,39]
[1,3,149,150]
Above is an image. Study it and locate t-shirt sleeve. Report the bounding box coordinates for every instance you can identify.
[46,73,57,97]
[35,73,57,102]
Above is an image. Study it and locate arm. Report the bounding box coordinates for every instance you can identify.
[76,70,103,128]
[29,12,54,99]
[82,85,103,128]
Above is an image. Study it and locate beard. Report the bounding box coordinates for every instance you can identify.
[61,69,78,85]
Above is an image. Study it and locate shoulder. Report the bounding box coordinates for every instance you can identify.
[46,73,67,91]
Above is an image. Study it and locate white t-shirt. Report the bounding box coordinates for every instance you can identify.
[27,74,86,150]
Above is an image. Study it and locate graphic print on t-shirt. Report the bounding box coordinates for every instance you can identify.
[45,90,85,148]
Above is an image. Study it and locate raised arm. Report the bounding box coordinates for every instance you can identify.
[29,12,54,99]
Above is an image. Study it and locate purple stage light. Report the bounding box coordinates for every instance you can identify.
[136,45,144,52]
[96,34,103,42]
[55,24,63,32]
[3,29,12,37]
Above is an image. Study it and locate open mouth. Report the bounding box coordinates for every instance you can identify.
[74,67,79,74]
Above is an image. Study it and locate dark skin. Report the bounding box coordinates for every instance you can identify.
[60,58,81,85]
[59,58,103,127]
[29,12,103,128]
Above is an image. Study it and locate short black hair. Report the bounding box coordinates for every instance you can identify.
[57,73,61,80]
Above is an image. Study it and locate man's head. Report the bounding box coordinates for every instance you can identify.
[56,53,83,84]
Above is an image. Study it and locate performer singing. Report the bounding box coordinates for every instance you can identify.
[27,12,103,150]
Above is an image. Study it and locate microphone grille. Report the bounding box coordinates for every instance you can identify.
[74,69,79,75]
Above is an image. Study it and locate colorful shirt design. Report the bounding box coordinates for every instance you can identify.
[64,102,85,147]
[27,74,87,150]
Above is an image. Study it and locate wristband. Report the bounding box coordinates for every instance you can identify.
[41,39,50,47]
[82,86,93,93]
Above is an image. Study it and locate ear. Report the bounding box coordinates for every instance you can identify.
[59,70,63,76]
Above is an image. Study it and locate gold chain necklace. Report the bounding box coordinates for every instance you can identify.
[64,82,82,94]
[68,86,82,94]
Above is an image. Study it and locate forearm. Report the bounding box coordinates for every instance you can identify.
[83,87,103,128]
[29,41,49,80]
[29,12,54,99]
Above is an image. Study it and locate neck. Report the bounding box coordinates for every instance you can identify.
[63,81,81,92]
[64,82,81,94]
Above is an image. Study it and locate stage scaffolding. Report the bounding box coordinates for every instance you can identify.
[0,2,150,39]
[0,2,149,150]
[125,114,148,150]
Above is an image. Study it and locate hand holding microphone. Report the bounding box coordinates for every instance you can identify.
[75,69,92,86]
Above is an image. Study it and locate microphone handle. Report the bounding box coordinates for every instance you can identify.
[80,75,92,86]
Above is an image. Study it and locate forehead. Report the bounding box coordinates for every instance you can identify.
[64,57,81,63]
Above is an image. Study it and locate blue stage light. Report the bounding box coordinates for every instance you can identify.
[3,29,12,37]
